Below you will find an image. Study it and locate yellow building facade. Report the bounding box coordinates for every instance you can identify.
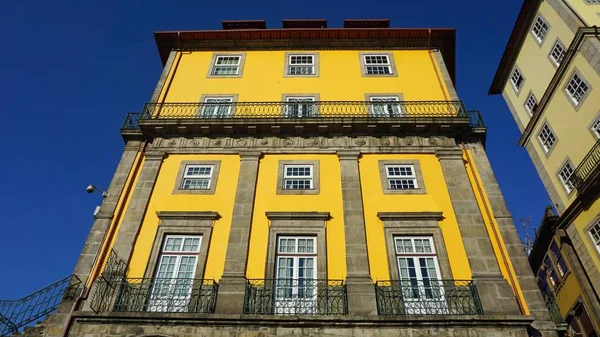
[491,1,600,336]
[6,19,562,337]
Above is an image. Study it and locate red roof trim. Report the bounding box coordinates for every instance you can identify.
[222,20,266,30]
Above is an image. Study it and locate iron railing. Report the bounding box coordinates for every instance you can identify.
[89,249,128,313]
[572,138,600,191]
[106,278,218,313]
[121,112,140,130]
[140,101,468,119]
[541,291,564,325]
[244,279,347,315]
[375,279,483,315]
[467,110,485,127]
[0,275,81,337]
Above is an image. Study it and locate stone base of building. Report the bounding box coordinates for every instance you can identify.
[23,312,554,337]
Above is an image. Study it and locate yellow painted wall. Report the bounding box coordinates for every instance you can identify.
[159,50,452,105]
[556,267,585,315]
[127,154,240,280]
[246,154,346,279]
[528,52,600,208]
[502,1,576,132]
[358,154,471,281]
[565,0,600,27]
[572,197,600,282]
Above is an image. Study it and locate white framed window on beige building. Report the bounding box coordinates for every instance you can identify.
[557,160,576,194]
[588,218,600,254]
[285,53,318,77]
[276,160,320,195]
[531,14,550,45]
[524,92,537,115]
[549,39,566,66]
[378,160,426,195]
[173,161,221,195]
[590,113,600,139]
[207,54,246,77]
[359,52,397,77]
[564,71,591,108]
[510,66,525,93]
[584,0,600,4]
[538,122,557,154]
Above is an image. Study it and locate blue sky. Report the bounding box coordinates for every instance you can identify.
[0,0,549,298]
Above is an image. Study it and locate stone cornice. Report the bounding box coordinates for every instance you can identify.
[156,211,220,220]
[377,212,443,222]
[436,149,463,160]
[266,211,330,221]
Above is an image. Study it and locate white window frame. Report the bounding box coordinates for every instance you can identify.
[510,67,524,92]
[524,93,537,115]
[584,0,600,4]
[285,96,316,118]
[181,165,213,190]
[549,40,566,66]
[591,115,600,139]
[149,235,202,312]
[565,72,590,106]
[288,54,315,75]
[283,164,314,190]
[558,161,576,194]
[369,96,402,117]
[364,55,393,75]
[589,219,600,253]
[538,123,557,154]
[531,15,549,44]
[275,236,317,315]
[200,97,233,118]
[394,236,446,315]
[385,164,418,190]
[211,55,241,76]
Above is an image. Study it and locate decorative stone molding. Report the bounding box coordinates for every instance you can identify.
[156,211,220,220]
[436,148,464,160]
[377,211,443,222]
[266,211,330,221]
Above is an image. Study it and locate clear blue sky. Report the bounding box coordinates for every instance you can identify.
[0,0,550,298]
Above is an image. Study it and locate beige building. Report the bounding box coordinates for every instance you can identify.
[490,0,600,335]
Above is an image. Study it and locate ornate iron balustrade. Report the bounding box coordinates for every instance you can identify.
[467,110,485,127]
[121,112,140,130]
[0,275,81,337]
[375,279,483,315]
[571,138,600,192]
[104,278,218,313]
[244,279,347,315]
[140,101,468,120]
[541,291,564,325]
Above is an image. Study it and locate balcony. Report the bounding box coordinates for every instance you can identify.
[244,279,347,315]
[572,138,600,195]
[375,280,483,315]
[93,278,218,314]
[120,101,485,137]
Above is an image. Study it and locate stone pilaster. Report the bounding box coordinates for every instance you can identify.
[72,141,142,284]
[337,150,377,316]
[110,150,165,262]
[466,143,559,336]
[437,148,522,316]
[215,151,261,314]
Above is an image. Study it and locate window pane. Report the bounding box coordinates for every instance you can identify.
[182,237,201,252]
[558,162,575,193]
[156,256,177,278]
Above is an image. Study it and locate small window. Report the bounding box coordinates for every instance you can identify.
[531,15,549,44]
[285,97,316,117]
[591,115,600,139]
[584,0,600,3]
[364,55,392,75]
[211,55,241,76]
[511,67,524,92]
[386,165,418,189]
[200,97,233,118]
[589,219,600,252]
[565,72,590,106]
[181,165,213,190]
[558,161,576,194]
[543,256,560,287]
[283,165,313,190]
[369,96,402,117]
[538,123,557,153]
[524,93,537,115]
[549,241,569,277]
[288,55,315,75]
[549,40,566,66]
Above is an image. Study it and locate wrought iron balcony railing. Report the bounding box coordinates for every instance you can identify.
[375,279,483,316]
[121,112,140,130]
[93,278,218,314]
[140,101,469,120]
[0,275,81,337]
[244,279,347,315]
[572,138,600,192]
[541,291,564,325]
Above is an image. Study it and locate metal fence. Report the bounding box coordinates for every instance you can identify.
[89,249,128,313]
[121,112,140,130]
[0,275,81,336]
[375,279,483,315]
[110,278,218,313]
[541,291,564,325]
[572,138,600,191]
[244,279,347,315]
[140,101,468,119]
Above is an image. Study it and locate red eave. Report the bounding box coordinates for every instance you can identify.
[489,0,541,95]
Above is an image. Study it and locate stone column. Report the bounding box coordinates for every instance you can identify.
[337,151,377,316]
[437,148,521,315]
[215,151,261,314]
[110,150,165,262]
[72,140,142,284]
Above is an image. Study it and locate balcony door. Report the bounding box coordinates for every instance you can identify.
[394,236,447,314]
[285,97,316,118]
[200,97,233,118]
[370,96,402,117]
[275,236,317,314]
[149,235,201,312]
